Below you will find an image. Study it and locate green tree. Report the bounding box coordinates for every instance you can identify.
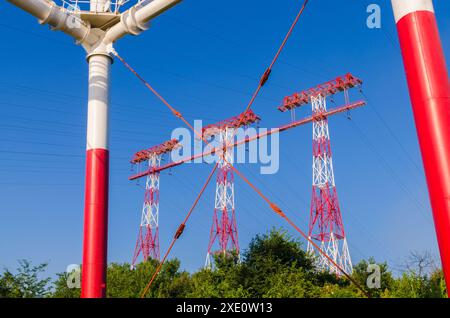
[320,283,360,298]
[263,265,320,298]
[52,271,81,298]
[52,258,192,298]
[236,228,315,297]
[0,260,50,298]
[46,230,446,298]
[428,269,447,298]
[351,257,395,298]
[188,252,248,298]
[383,252,446,298]
[0,270,20,297]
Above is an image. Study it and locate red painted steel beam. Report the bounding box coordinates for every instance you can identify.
[129,101,365,180]
[279,73,362,112]
[131,139,181,164]
[202,109,261,139]
[392,0,450,294]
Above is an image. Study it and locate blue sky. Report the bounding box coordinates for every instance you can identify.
[1,0,449,279]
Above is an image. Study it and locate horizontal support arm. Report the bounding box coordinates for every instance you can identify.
[6,0,102,48]
[129,100,366,180]
[104,0,182,43]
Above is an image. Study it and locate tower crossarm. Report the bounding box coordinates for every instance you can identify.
[131,139,181,164]
[278,73,362,112]
[202,110,261,139]
[129,101,365,180]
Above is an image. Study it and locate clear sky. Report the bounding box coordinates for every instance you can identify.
[1,0,449,279]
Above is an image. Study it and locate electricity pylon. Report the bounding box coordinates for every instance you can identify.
[279,74,363,275]
[130,139,180,268]
[202,110,260,268]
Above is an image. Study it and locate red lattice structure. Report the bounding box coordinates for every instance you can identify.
[202,109,260,139]
[130,139,180,268]
[279,73,362,275]
[131,139,181,164]
[279,73,362,112]
[204,110,260,268]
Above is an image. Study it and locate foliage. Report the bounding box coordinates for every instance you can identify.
[52,271,80,298]
[382,252,447,298]
[0,260,51,298]
[51,259,192,298]
[1,229,448,298]
[236,229,316,297]
[351,257,395,298]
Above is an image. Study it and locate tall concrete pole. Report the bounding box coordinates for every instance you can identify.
[81,51,112,298]
[391,0,450,294]
[5,0,183,298]
[78,0,113,299]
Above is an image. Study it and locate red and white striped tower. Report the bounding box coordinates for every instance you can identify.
[133,155,161,265]
[130,139,180,267]
[6,0,182,298]
[391,0,450,292]
[280,74,363,275]
[205,127,238,269]
[307,93,352,275]
[82,51,112,298]
[203,110,260,268]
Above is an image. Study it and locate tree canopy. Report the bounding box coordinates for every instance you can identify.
[1,229,447,298]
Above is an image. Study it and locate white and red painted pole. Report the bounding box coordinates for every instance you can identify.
[81,52,112,298]
[5,0,182,299]
[80,0,112,299]
[391,0,450,293]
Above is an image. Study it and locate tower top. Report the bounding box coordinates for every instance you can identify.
[131,139,181,164]
[202,110,261,139]
[279,73,362,112]
[59,0,141,14]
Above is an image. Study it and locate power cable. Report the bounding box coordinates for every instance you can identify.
[349,119,432,226]
[140,162,219,298]
[129,0,369,297]
[359,90,423,174]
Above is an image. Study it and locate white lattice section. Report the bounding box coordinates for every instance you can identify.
[311,95,335,188]
[140,155,161,229]
[307,235,353,275]
[308,94,353,275]
[205,253,211,269]
[217,127,235,169]
[205,128,237,268]
[215,128,235,211]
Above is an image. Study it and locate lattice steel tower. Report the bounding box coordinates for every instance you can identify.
[130,139,180,268]
[203,110,260,268]
[306,93,352,274]
[279,74,363,275]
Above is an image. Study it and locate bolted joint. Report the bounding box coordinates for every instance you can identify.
[85,37,115,63]
[120,7,150,36]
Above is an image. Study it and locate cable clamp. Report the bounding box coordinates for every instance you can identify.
[260,68,272,86]
[172,110,183,119]
[174,224,186,240]
[269,202,285,217]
